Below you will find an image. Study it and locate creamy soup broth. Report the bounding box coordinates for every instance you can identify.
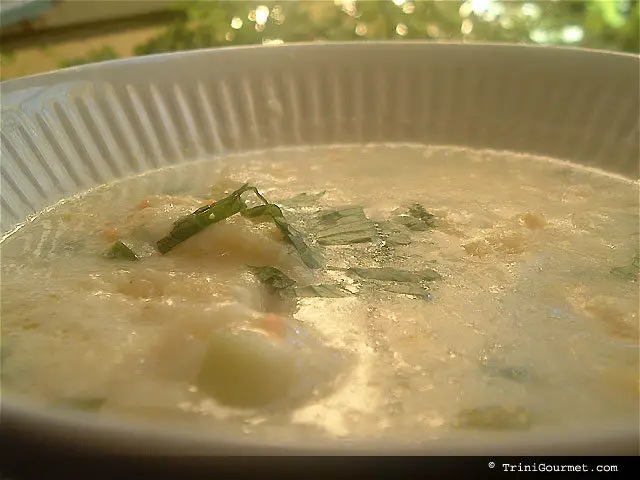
[1,145,638,443]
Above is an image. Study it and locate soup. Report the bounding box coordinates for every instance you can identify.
[1,145,638,443]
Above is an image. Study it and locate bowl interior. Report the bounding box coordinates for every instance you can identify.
[1,42,639,455]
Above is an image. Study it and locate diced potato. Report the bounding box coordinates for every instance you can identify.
[147,331,208,383]
[196,328,296,408]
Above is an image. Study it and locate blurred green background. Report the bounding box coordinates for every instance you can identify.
[1,0,638,80]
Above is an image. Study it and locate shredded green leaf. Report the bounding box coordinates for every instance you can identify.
[104,240,139,261]
[378,283,431,299]
[393,203,437,231]
[157,183,323,269]
[377,221,411,246]
[611,253,639,281]
[294,284,351,298]
[247,202,323,269]
[157,183,254,254]
[249,266,296,292]
[249,266,350,298]
[483,361,532,383]
[273,215,324,269]
[242,204,283,219]
[348,267,441,283]
[209,179,246,200]
[315,207,377,245]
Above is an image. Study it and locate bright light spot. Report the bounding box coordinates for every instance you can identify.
[562,25,584,44]
[463,0,500,18]
[521,2,541,19]
[340,0,358,16]
[248,10,256,22]
[393,0,406,6]
[493,2,505,15]
[499,17,514,29]
[262,38,284,45]
[481,11,496,22]
[470,0,492,14]
[225,32,234,42]
[461,19,473,35]
[530,28,550,44]
[231,17,243,29]
[402,1,415,14]
[459,1,472,18]
[426,24,440,38]
[355,23,368,36]
[255,5,270,25]
[396,23,408,36]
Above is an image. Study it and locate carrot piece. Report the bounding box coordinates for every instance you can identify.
[260,313,287,338]
[136,199,152,210]
[101,223,118,242]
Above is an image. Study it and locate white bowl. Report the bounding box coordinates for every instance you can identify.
[1,42,638,456]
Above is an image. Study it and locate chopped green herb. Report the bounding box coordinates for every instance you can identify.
[611,253,639,281]
[483,362,532,383]
[294,284,351,298]
[393,203,437,231]
[242,204,283,219]
[104,240,139,261]
[273,215,324,269]
[379,283,431,299]
[157,182,323,268]
[245,202,324,269]
[315,207,377,245]
[387,233,412,246]
[408,204,436,224]
[377,221,411,246]
[249,266,350,298]
[156,184,255,254]
[209,179,246,200]
[249,266,296,293]
[455,405,532,431]
[348,267,442,283]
